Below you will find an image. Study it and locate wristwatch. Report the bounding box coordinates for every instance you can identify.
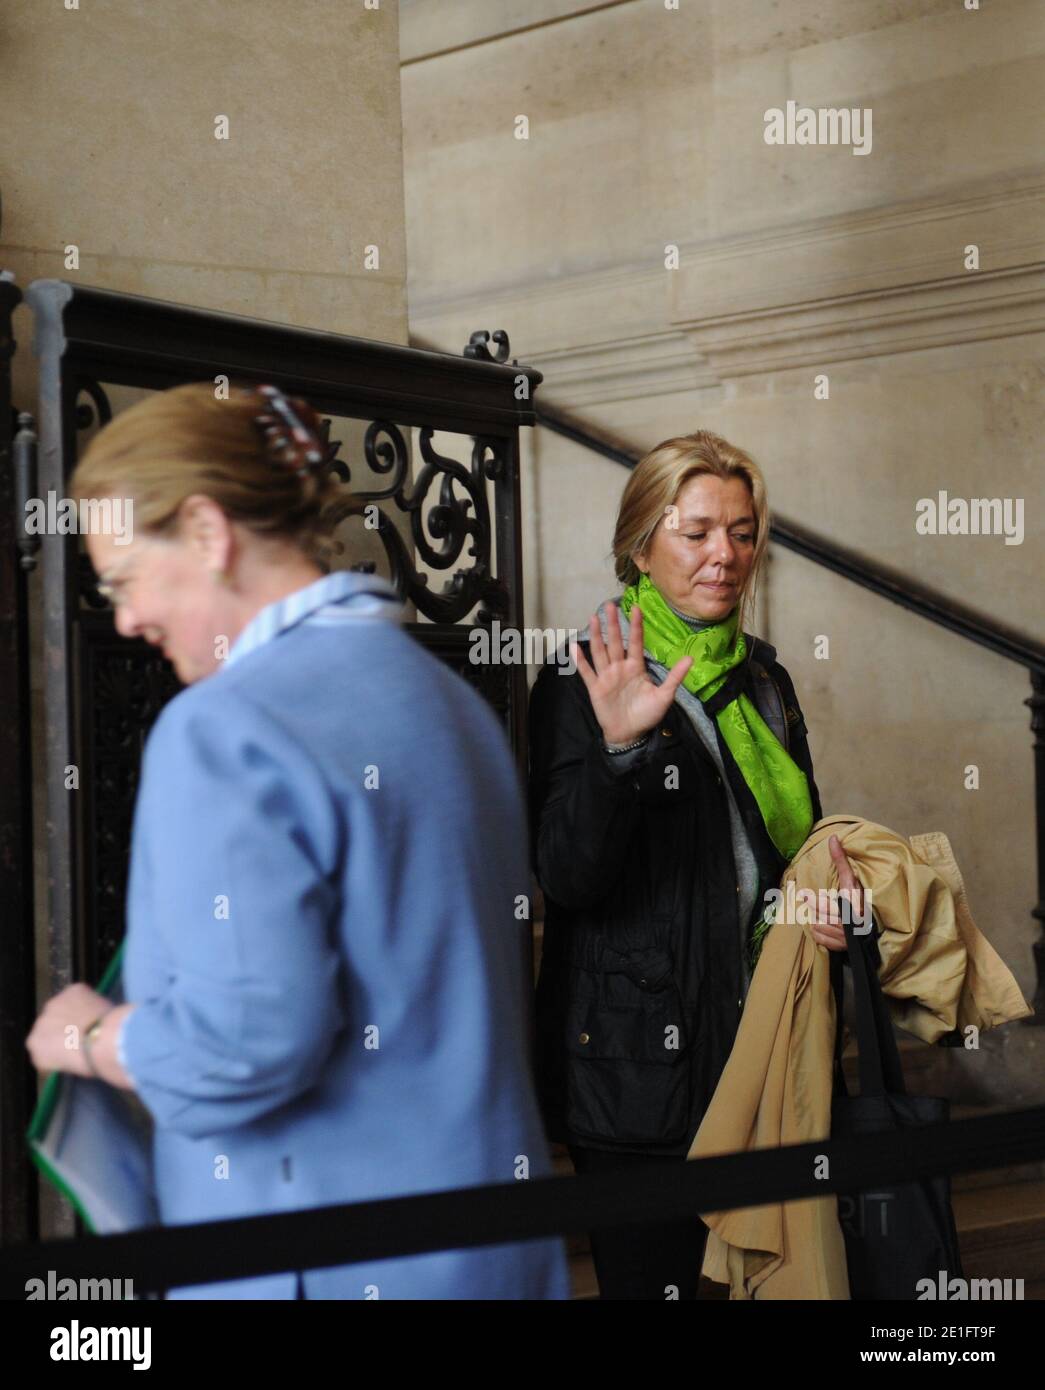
[82,1014,108,1079]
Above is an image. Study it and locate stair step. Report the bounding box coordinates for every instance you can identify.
[951,1159,1045,1192]
[953,1179,1045,1285]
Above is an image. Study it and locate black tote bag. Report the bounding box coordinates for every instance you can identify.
[830,917,964,1300]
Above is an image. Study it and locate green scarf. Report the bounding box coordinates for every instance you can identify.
[618,573,814,866]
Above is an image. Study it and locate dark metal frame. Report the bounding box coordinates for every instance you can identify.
[0,273,39,1246]
[535,399,1045,1022]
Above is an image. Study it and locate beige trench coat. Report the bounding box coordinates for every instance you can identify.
[687,814,1032,1300]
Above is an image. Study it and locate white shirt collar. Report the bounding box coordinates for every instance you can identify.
[225,571,402,669]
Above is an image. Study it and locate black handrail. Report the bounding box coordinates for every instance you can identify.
[528,397,1045,1022]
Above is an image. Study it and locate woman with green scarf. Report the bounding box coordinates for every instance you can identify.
[529,429,862,1301]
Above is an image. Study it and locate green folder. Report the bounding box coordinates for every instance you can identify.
[27,944,159,1233]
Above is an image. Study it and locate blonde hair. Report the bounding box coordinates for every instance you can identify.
[69,381,347,568]
[612,429,770,633]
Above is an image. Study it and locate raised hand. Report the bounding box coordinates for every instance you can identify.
[571,601,693,746]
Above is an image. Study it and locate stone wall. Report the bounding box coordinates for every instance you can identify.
[401,0,1045,1100]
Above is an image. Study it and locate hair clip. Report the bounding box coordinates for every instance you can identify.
[250,384,327,479]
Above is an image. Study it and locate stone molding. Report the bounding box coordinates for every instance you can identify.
[409,179,1045,399]
[673,178,1045,378]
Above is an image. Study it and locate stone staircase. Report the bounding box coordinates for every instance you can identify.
[561,1036,1045,1299]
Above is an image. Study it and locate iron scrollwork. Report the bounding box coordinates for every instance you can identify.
[73,376,115,607]
[463,329,512,364]
[82,632,183,974]
[340,422,511,625]
[74,374,113,436]
[66,379,511,627]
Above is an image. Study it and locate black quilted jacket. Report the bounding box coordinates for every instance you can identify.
[528,631,824,1157]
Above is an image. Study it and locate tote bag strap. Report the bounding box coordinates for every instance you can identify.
[831,951,849,1097]
[832,913,906,1098]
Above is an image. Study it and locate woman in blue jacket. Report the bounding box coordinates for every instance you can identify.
[26,381,570,1301]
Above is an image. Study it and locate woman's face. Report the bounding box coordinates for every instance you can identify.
[633,473,757,622]
[86,497,245,685]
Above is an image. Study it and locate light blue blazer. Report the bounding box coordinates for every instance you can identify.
[118,572,570,1300]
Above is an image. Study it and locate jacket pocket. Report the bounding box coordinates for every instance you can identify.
[563,963,692,1143]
